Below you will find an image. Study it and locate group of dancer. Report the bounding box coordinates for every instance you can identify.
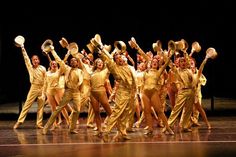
[13,34,217,142]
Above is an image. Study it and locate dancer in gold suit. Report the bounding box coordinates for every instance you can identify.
[166,56,195,132]
[14,45,46,129]
[42,44,83,134]
[90,37,137,141]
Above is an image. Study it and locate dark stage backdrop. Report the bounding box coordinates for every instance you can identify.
[0,1,235,104]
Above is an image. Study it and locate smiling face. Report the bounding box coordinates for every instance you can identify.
[70,57,78,68]
[114,54,124,65]
[151,58,159,69]
[82,57,90,65]
[95,58,104,70]
[31,55,40,68]
[179,57,187,69]
[50,60,58,71]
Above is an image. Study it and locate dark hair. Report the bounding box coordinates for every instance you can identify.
[113,52,120,61]
[31,55,39,60]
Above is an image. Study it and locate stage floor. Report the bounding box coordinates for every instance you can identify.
[0,115,236,157]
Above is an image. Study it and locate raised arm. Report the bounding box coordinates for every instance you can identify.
[128,37,149,62]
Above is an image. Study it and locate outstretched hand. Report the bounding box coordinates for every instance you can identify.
[128,37,139,49]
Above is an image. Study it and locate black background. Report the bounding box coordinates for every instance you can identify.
[0,1,235,104]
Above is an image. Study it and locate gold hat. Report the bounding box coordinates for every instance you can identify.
[59,37,69,48]
[68,42,79,56]
[206,47,218,59]
[14,35,25,47]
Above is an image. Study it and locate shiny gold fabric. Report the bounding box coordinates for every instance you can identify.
[99,52,137,135]
[17,48,46,127]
